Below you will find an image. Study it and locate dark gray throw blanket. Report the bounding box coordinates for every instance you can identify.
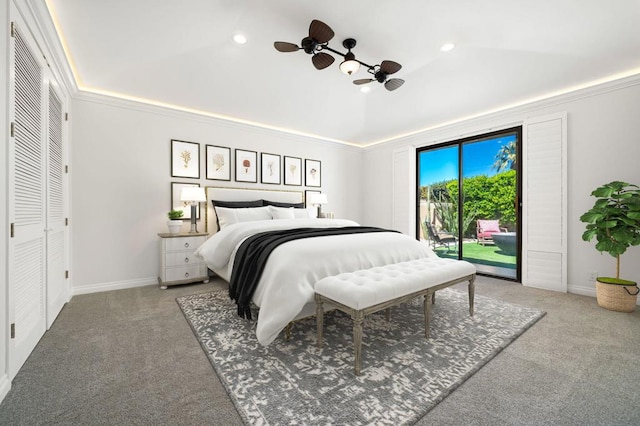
[229,226,395,319]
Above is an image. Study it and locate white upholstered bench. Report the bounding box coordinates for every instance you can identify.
[314,257,476,375]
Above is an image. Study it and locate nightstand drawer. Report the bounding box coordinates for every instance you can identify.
[165,236,205,252]
[165,265,206,282]
[165,252,201,267]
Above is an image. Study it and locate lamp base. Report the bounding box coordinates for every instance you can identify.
[189,204,198,233]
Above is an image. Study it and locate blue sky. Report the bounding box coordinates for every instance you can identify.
[419,135,516,187]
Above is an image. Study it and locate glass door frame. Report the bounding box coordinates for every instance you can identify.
[415,126,523,282]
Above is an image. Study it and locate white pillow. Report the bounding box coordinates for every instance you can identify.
[268,205,296,220]
[293,207,317,219]
[215,206,272,229]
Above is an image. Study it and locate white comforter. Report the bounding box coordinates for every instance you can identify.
[195,219,436,345]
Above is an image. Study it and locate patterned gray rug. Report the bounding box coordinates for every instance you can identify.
[177,288,545,425]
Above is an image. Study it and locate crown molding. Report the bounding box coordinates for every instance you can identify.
[19,0,78,95]
[363,71,640,151]
[73,89,363,152]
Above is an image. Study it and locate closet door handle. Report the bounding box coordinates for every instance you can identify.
[184,257,189,263]
[184,272,190,278]
[184,242,190,248]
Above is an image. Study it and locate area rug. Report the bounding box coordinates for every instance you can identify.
[177,288,545,425]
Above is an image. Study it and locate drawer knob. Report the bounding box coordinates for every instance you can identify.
[184,257,189,263]
[184,272,190,278]
[184,242,190,248]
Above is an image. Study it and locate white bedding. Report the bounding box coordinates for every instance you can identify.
[195,219,436,345]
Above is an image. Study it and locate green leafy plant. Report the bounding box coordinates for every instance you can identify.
[167,209,184,220]
[580,181,640,283]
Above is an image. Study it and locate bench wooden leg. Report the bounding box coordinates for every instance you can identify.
[432,291,436,305]
[352,311,364,375]
[468,276,475,316]
[284,323,292,341]
[385,307,391,321]
[424,291,432,339]
[315,294,324,348]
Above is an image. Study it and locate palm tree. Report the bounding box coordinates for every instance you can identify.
[492,141,517,172]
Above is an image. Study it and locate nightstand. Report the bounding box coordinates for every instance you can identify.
[158,232,209,289]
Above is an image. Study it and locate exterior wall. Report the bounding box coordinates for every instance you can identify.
[69,95,363,293]
[362,78,640,297]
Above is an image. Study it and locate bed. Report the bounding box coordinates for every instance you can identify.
[195,187,436,346]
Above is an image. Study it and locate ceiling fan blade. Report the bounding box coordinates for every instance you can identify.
[312,52,335,70]
[385,78,405,91]
[274,41,300,52]
[309,19,334,43]
[380,60,402,75]
[353,79,374,85]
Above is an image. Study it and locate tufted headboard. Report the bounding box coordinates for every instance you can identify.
[205,186,304,234]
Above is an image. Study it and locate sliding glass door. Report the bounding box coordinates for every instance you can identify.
[417,128,521,280]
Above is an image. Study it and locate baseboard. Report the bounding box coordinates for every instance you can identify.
[569,283,640,305]
[0,373,10,405]
[568,284,596,298]
[72,277,158,296]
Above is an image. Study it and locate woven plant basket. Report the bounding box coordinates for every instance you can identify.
[596,279,639,313]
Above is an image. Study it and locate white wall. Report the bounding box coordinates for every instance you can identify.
[69,95,363,293]
[362,77,640,296]
[1,0,10,403]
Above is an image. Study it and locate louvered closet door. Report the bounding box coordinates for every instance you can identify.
[8,20,47,378]
[392,147,416,235]
[46,86,66,327]
[522,112,567,292]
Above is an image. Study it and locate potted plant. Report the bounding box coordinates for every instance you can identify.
[580,181,640,312]
[167,209,184,234]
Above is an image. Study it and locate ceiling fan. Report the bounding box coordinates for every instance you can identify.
[353,61,405,91]
[274,20,405,91]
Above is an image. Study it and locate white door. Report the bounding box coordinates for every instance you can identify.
[46,85,67,328]
[8,18,48,377]
[522,112,568,292]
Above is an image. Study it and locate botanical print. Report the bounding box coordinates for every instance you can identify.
[284,156,302,186]
[206,145,231,181]
[171,182,200,220]
[261,153,281,185]
[171,139,200,179]
[305,159,321,187]
[235,149,257,183]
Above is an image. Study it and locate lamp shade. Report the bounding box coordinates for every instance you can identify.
[308,193,328,205]
[339,55,360,75]
[180,187,206,202]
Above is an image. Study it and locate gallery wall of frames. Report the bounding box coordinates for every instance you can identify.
[169,139,323,216]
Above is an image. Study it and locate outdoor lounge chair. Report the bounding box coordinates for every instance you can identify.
[476,219,508,245]
[424,222,457,251]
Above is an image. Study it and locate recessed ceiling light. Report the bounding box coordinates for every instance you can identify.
[233,34,247,44]
[440,43,455,52]
[360,86,371,93]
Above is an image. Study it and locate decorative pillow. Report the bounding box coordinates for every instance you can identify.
[268,205,296,220]
[293,207,318,219]
[262,200,305,209]
[214,206,272,229]
[212,199,264,208]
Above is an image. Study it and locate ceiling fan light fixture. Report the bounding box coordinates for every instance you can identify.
[340,52,360,75]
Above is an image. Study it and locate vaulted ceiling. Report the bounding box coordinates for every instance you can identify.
[45,0,640,146]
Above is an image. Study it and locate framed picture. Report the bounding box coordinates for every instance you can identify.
[170,182,201,220]
[305,190,321,208]
[235,149,257,183]
[305,159,321,187]
[261,153,281,185]
[284,156,302,186]
[206,145,231,181]
[171,139,200,178]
